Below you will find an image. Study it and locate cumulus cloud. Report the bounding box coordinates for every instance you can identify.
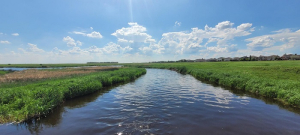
[27,43,45,53]
[0,41,11,44]
[72,31,103,38]
[111,22,156,43]
[156,21,254,55]
[207,46,227,52]
[86,31,103,38]
[118,38,133,43]
[216,21,233,30]
[87,45,103,54]
[246,29,300,51]
[174,21,181,27]
[63,36,82,47]
[87,42,132,55]
[12,33,19,36]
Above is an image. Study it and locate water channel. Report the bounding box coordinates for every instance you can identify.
[1,69,300,134]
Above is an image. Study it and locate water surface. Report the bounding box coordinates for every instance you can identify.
[1,69,300,135]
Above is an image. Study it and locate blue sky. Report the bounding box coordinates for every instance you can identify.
[1,0,300,63]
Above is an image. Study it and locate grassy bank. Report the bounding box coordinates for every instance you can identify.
[124,61,300,107]
[0,68,146,123]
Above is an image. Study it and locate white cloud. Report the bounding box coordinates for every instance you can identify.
[237,23,253,31]
[76,41,83,46]
[72,31,103,38]
[87,45,103,54]
[72,31,86,36]
[63,36,82,47]
[139,43,165,54]
[102,42,122,54]
[174,21,181,27]
[111,22,156,43]
[12,33,19,36]
[122,46,133,52]
[156,21,254,55]
[207,46,227,52]
[27,43,45,53]
[90,27,93,30]
[0,41,11,44]
[86,42,132,55]
[0,33,3,35]
[246,29,300,51]
[216,21,233,30]
[86,31,103,38]
[118,38,130,43]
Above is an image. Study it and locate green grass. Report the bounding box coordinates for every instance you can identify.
[124,61,300,107]
[0,70,11,75]
[0,68,146,123]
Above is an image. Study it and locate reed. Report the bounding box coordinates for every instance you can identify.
[0,68,146,123]
[0,67,118,83]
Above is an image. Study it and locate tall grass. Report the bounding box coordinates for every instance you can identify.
[0,67,118,83]
[0,68,146,123]
[124,61,300,107]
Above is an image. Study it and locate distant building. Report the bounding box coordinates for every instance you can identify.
[217,57,224,61]
[224,57,232,61]
[231,57,240,61]
[195,58,205,62]
[206,58,217,62]
[87,62,118,64]
[290,54,300,60]
[250,56,258,61]
[281,54,293,60]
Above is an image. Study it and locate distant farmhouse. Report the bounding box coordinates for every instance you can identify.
[87,62,118,64]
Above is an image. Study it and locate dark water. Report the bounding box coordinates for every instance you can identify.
[1,69,300,135]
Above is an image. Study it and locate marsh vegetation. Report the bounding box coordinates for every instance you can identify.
[0,67,146,123]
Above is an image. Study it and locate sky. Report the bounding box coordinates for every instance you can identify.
[1,0,300,63]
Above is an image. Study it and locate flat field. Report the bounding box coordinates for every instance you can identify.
[124,61,300,107]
